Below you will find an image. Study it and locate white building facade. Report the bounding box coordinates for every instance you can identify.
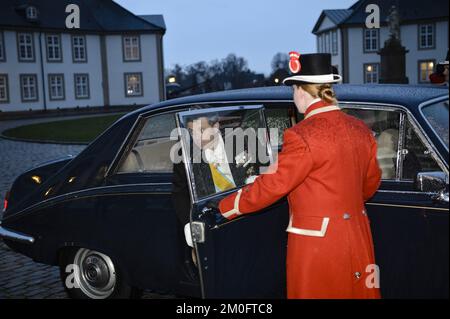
[0,0,166,112]
[313,0,448,85]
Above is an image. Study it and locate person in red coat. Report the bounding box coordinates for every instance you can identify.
[429,50,449,85]
[218,53,382,299]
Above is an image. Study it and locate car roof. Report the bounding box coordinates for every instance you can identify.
[151,84,447,109]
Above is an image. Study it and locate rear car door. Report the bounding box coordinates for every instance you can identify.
[342,102,449,298]
[177,105,289,298]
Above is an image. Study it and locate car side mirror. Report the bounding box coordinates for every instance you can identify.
[415,171,449,203]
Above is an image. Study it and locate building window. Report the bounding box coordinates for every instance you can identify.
[419,24,435,49]
[48,74,65,100]
[325,32,330,53]
[74,74,90,99]
[17,32,35,61]
[0,74,9,103]
[20,74,38,101]
[26,6,38,20]
[0,32,5,62]
[322,34,326,53]
[364,63,379,83]
[331,30,338,55]
[123,35,140,61]
[364,29,379,52]
[46,34,62,62]
[72,35,87,62]
[125,73,143,97]
[418,60,435,83]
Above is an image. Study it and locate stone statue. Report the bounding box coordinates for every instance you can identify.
[387,5,400,40]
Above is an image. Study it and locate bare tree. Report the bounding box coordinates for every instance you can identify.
[271,52,289,72]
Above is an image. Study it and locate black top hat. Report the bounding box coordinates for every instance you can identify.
[283,53,342,85]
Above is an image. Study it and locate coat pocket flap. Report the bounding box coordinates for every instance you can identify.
[286,216,330,237]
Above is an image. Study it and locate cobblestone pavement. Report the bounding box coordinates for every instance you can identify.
[0,116,173,299]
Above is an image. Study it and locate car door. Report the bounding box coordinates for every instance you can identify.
[342,103,449,299]
[103,111,184,292]
[177,105,289,298]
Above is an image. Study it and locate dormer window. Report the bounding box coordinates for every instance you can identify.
[26,6,38,20]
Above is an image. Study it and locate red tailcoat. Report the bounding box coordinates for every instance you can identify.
[219,100,382,299]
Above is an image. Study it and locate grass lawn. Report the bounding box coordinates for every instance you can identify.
[2,113,126,144]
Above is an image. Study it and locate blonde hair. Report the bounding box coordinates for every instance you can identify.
[300,84,338,105]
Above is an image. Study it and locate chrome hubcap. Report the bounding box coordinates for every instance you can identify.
[73,248,116,299]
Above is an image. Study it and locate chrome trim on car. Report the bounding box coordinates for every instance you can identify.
[0,223,35,244]
[366,202,448,212]
[397,112,407,180]
[6,183,173,221]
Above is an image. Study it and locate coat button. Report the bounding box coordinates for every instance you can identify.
[343,213,351,220]
[355,272,362,279]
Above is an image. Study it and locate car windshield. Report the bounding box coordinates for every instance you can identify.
[421,100,449,150]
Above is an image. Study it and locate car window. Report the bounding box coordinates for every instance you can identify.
[343,108,401,180]
[402,120,442,180]
[178,107,271,201]
[421,100,449,149]
[118,113,177,174]
[265,107,293,147]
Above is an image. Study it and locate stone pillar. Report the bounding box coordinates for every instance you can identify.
[378,37,409,84]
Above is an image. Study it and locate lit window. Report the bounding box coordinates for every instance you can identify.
[123,36,140,61]
[18,33,34,61]
[419,60,435,83]
[46,34,62,61]
[48,74,65,100]
[74,74,89,99]
[72,36,87,62]
[0,74,9,102]
[364,29,379,52]
[125,73,143,97]
[20,74,38,101]
[364,63,379,84]
[419,24,435,49]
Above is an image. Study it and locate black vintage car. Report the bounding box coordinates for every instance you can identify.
[1,84,448,299]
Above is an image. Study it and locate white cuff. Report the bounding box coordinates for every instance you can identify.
[222,189,243,219]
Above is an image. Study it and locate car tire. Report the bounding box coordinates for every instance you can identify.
[59,247,142,299]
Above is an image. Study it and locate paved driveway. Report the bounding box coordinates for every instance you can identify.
[0,116,173,299]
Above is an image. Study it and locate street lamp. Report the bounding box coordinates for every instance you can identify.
[274,78,280,84]
[168,75,177,84]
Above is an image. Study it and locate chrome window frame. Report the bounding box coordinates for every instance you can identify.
[105,99,449,184]
[176,105,273,204]
[107,110,180,177]
[340,101,448,179]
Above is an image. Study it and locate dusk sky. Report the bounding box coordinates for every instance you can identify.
[115,0,356,75]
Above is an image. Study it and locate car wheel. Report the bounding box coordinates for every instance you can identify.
[59,247,142,299]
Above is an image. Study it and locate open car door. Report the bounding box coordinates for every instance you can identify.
[177,105,289,298]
